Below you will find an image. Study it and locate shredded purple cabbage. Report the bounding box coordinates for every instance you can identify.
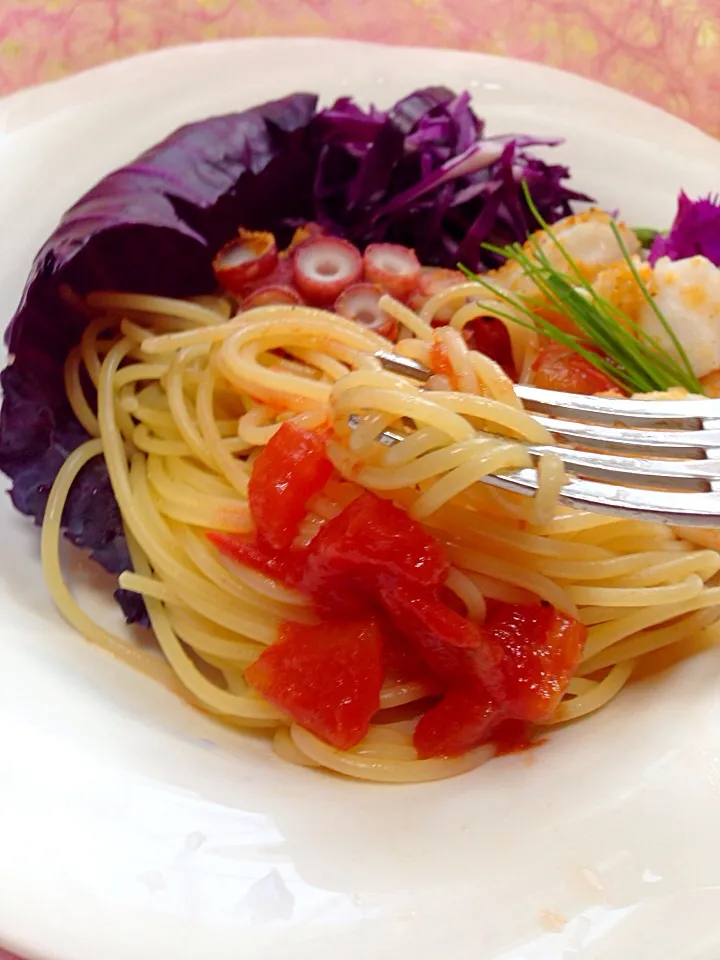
[0,87,589,624]
[307,88,590,269]
[649,191,720,266]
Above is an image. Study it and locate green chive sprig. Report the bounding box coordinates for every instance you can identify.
[458,184,703,396]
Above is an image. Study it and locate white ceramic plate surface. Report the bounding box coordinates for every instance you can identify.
[1,38,720,960]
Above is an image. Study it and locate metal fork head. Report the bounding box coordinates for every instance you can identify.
[369,349,720,527]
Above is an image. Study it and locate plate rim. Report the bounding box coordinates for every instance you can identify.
[3,36,720,960]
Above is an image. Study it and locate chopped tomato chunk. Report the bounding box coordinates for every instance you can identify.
[487,601,587,722]
[249,422,333,550]
[491,718,537,756]
[530,342,619,395]
[298,491,450,615]
[381,617,439,687]
[206,531,304,586]
[414,683,501,759]
[380,582,505,698]
[464,317,516,378]
[245,618,383,750]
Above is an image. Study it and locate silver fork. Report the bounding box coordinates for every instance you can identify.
[369,349,720,527]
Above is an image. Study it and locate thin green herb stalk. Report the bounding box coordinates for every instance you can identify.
[457,265,636,391]
[500,249,684,391]
[610,222,700,390]
[527,254,695,390]
[519,182,703,393]
[459,185,704,395]
[462,255,658,392]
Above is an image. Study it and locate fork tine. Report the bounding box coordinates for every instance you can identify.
[514,384,719,427]
[532,415,720,457]
[374,349,720,428]
[528,445,720,491]
[486,469,720,526]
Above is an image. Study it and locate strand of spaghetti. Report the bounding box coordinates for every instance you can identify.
[532,511,622,536]
[146,453,250,525]
[464,571,537,604]
[348,437,499,489]
[448,545,576,615]
[40,437,175,687]
[165,346,219,469]
[427,506,612,559]
[64,346,100,436]
[172,458,240,497]
[567,575,705,607]
[581,587,720,661]
[132,428,192,457]
[579,607,720,673]
[290,725,495,783]
[166,605,267,663]
[538,550,704,582]
[118,571,172,603]
[127,458,282,641]
[196,360,251,495]
[123,528,284,721]
[273,727,321,767]
[445,567,487,621]
[153,496,251,532]
[332,386,476,442]
[80,317,115,387]
[622,551,720,586]
[411,444,534,519]
[237,406,282,447]
[378,679,438,709]
[86,291,225,326]
[287,345,351,381]
[98,355,284,642]
[379,294,434,340]
[545,660,635,724]
[438,325,477,393]
[533,454,567,526]
[176,526,311,620]
[381,427,452,467]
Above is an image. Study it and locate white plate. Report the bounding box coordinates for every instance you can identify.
[2,38,720,960]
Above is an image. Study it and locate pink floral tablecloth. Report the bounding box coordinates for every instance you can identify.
[2,0,720,134]
[1,1,719,958]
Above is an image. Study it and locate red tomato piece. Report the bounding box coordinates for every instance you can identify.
[530,342,619,395]
[413,683,502,759]
[206,531,304,587]
[249,422,333,550]
[298,491,450,615]
[491,718,538,756]
[380,583,505,699]
[487,601,587,723]
[245,618,384,751]
[381,615,441,687]
[464,317,516,379]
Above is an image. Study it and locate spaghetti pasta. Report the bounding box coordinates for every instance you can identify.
[42,289,720,783]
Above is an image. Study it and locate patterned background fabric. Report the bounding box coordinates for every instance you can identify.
[0,2,717,958]
[2,0,720,134]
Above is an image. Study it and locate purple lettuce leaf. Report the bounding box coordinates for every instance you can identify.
[649,191,720,266]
